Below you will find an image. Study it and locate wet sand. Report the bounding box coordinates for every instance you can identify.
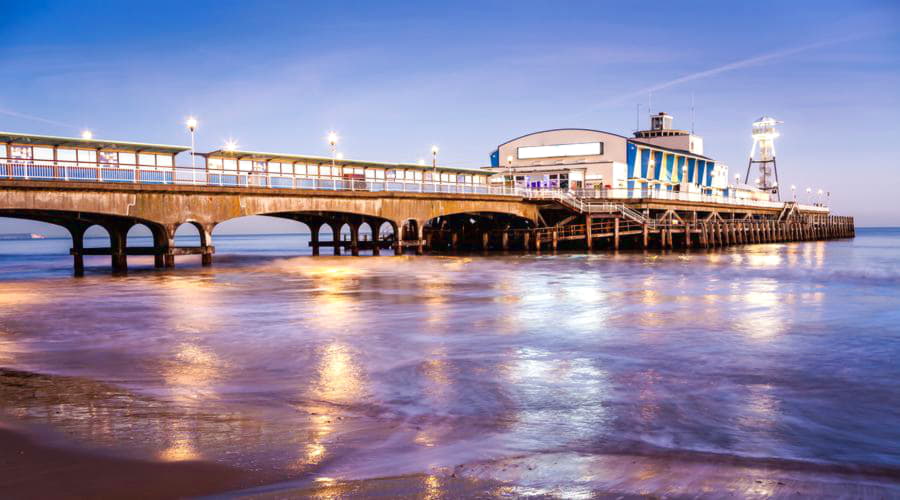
[0,426,252,499]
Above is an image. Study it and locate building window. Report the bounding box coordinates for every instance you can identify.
[99,151,117,164]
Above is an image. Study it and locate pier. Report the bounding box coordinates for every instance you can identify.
[0,130,854,275]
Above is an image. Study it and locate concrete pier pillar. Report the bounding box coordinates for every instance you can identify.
[68,224,87,277]
[310,222,322,256]
[350,223,360,256]
[585,215,593,251]
[535,231,542,252]
[394,223,404,256]
[416,223,425,255]
[200,223,215,266]
[482,231,490,251]
[502,231,510,251]
[613,217,620,250]
[451,231,459,251]
[523,231,531,251]
[330,223,342,256]
[552,229,558,251]
[109,223,130,273]
[642,225,649,249]
[685,224,692,248]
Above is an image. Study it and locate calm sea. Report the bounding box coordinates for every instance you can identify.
[1,228,899,495]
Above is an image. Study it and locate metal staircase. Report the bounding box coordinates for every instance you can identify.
[523,189,652,227]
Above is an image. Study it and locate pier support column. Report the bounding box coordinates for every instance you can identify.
[523,231,531,251]
[482,231,490,252]
[501,231,510,251]
[685,224,692,248]
[67,223,88,277]
[643,225,649,249]
[108,222,132,273]
[394,222,404,255]
[350,223,360,256]
[330,222,342,256]
[200,223,215,266]
[585,215,593,251]
[535,231,542,253]
[552,228,558,251]
[613,217,620,250]
[416,223,425,255]
[309,221,322,256]
[451,231,460,251]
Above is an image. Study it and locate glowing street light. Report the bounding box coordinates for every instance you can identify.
[336,152,344,160]
[817,188,824,205]
[224,139,238,152]
[327,131,339,170]
[806,187,812,204]
[791,184,797,201]
[431,145,439,170]
[185,116,198,169]
[81,130,93,140]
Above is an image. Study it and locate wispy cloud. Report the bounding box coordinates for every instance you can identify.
[0,107,76,129]
[597,34,868,107]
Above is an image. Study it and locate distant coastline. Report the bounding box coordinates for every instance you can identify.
[0,233,46,241]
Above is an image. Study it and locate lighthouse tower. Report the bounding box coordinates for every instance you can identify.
[744,116,782,200]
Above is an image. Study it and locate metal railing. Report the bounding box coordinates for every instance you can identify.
[0,160,829,213]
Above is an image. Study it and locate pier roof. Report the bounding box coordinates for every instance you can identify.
[201,149,489,175]
[0,132,190,155]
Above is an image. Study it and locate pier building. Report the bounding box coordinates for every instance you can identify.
[0,125,854,275]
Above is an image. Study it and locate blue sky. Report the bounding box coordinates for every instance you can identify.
[1,0,898,233]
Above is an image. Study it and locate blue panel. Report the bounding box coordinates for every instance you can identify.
[706,161,714,186]
[697,160,706,186]
[676,157,685,184]
[665,154,674,183]
[490,150,499,167]
[687,158,696,184]
[627,180,635,190]
[653,151,663,180]
[627,143,637,178]
[667,184,673,191]
[640,149,650,178]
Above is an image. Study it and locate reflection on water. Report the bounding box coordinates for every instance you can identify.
[0,230,899,495]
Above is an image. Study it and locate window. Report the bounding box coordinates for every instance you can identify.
[58,149,76,162]
[157,155,172,167]
[99,151,117,164]
[33,147,54,161]
[223,159,237,171]
[79,150,97,163]
[0,145,6,158]
[239,160,252,172]
[386,170,396,180]
[307,164,318,177]
[139,153,156,166]
[119,152,136,165]
[208,158,223,170]
[11,146,32,159]
[424,172,433,181]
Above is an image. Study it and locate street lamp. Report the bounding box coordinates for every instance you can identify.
[791,184,797,201]
[806,187,812,204]
[327,131,339,170]
[186,117,198,169]
[817,188,824,205]
[336,152,344,161]
[431,145,439,177]
[506,154,513,189]
[224,139,238,152]
[81,130,93,140]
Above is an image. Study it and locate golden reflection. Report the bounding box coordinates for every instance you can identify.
[160,275,219,332]
[0,284,47,312]
[423,474,442,500]
[734,278,784,341]
[305,265,363,332]
[158,430,200,462]
[314,342,363,403]
[163,342,222,401]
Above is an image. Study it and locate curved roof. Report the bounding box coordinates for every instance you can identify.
[496,128,630,148]
[0,131,189,154]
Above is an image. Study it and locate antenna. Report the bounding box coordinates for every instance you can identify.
[648,91,652,123]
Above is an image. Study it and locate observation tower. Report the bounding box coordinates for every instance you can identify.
[745,116,782,200]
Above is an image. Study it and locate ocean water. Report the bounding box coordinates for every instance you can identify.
[0,228,899,496]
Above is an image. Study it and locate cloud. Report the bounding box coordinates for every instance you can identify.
[597,34,868,107]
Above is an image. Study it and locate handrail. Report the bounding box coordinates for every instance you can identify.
[0,159,830,214]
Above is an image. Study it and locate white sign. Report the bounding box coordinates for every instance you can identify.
[518,142,602,160]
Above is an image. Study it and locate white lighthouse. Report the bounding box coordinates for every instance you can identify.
[745,116,782,200]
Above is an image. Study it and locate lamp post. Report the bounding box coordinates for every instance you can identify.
[431,145,439,176]
[806,187,812,204]
[506,155,513,189]
[327,131,339,171]
[817,189,824,206]
[791,184,797,201]
[186,117,198,170]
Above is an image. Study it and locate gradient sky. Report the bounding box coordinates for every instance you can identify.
[1,0,898,234]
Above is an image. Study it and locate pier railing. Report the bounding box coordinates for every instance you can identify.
[0,160,828,213]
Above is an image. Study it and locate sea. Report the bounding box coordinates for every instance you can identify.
[0,228,899,496]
